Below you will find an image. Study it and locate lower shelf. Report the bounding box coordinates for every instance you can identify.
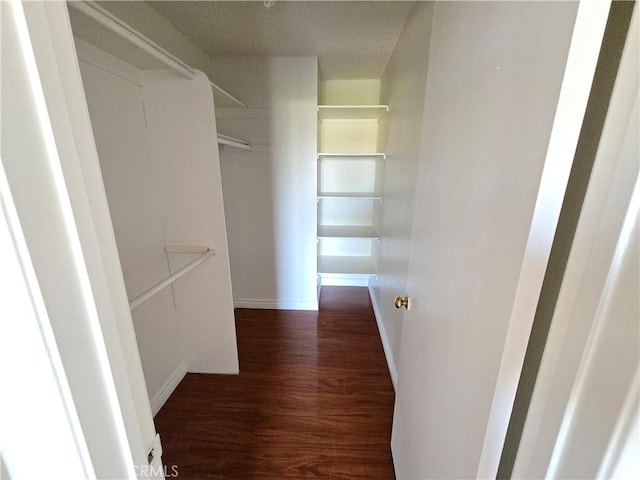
[317,225,379,239]
[318,273,372,287]
[317,255,377,275]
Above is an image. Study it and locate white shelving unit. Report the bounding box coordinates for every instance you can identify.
[317,192,383,200]
[316,83,388,286]
[317,153,386,159]
[68,1,251,149]
[317,225,380,239]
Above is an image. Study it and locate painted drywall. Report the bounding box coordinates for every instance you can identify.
[319,79,381,105]
[390,2,578,478]
[369,1,434,387]
[214,57,318,310]
[77,48,185,407]
[77,41,238,408]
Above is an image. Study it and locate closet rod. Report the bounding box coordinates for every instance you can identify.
[70,1,247,108]
[129,249,214,310]
[217,133,253,151]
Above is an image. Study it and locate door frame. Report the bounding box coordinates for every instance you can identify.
[477,0,613,477]
[511,5,639,477]
[1,1,156,477]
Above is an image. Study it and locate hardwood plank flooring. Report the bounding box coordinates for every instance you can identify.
[154,286,395,479]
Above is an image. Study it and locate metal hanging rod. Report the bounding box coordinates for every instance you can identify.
[129,247,215,310]
[69,1,246,108]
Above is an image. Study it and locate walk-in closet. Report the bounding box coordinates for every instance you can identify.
[6,1,634,478]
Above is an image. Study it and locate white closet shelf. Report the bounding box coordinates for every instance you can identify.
[318,153,386,160]
[318,192,382,200]
[318,255,377,275]
[217,133,252,150]
[318,225,379,239]
[317,105,389,122]
[69,1,246,108]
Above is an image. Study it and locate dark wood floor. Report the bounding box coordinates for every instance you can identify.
[154,286,396,479]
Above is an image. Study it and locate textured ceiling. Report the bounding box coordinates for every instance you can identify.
[146,1,416,79]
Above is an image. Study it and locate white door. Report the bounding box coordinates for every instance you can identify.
[390,2,610,478]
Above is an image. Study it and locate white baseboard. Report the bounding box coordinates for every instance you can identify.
[368,284,398,390]
[320,274,373,287]
[150,362,187,416]
[233,298,318,311]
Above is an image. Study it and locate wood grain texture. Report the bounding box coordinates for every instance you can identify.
[154,286,396,479]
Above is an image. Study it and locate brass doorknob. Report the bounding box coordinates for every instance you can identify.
[394,296,409,310]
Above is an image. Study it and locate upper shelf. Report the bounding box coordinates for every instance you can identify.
[318,192,382,200]
[68,1,246,108]
[318,153,386,160]
[317,105,389,122]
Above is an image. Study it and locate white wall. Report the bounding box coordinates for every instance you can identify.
[369,2,434,387]
[78,45,184,409]
[76,40,238,412]
[213,57,318,310]
[319,79,381,105]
